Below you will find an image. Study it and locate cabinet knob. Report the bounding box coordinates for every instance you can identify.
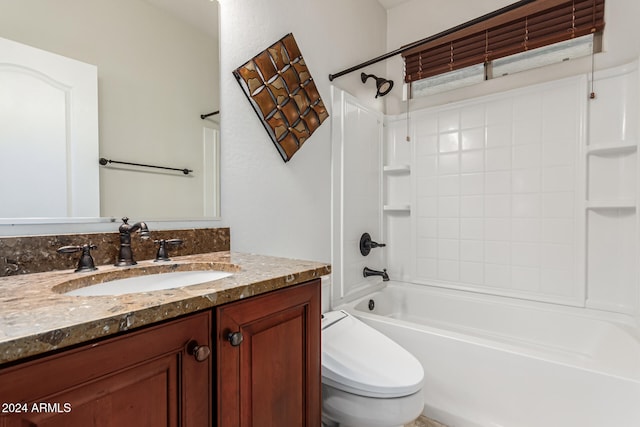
[187,340,211,362]
[227,331,244,347]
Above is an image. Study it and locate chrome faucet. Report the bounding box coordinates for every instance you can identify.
[115,217,150,266]
[363,267,389,281]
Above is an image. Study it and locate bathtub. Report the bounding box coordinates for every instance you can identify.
[339,281,640,427]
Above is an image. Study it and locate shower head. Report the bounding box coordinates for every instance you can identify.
[360,72,394,98]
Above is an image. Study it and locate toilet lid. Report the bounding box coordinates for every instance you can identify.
[321,311,424,398]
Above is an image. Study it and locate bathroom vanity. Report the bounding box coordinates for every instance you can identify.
[0,310,213,426]
[0,250,328,427]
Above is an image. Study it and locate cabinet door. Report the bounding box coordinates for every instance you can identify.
[0,311,211,427]
[217,280,321,427]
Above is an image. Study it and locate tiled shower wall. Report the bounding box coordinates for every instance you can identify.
[384,63,639,313]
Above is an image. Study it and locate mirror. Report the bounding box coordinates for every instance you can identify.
[0,0,220,223]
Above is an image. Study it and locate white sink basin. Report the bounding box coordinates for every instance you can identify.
[65,270,233,296]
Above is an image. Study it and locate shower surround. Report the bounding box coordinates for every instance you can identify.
[331,60,640,425]
[384,61,638,315]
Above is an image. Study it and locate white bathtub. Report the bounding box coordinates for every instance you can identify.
[339,281,640,427]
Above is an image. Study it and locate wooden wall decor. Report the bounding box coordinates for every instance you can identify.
[233,33,329,162]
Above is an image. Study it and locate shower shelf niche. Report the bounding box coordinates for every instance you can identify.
[383,204,411,213]
[586,142,637,156]
[586,143,637,205]
[586,200,636,210]
[383,164,411,174]
[585,207,638,314]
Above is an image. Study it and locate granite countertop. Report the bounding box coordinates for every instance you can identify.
[0,251,331,365]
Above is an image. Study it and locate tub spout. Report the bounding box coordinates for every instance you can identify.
[363,267,389,281]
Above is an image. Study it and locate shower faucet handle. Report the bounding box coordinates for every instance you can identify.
[360,233,386,256]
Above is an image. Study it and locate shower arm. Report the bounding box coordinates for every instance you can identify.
[327,0,536,82]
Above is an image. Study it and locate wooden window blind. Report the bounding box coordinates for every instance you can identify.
[402,0,605,83]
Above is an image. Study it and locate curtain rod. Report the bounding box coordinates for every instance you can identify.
[328,0,538,82]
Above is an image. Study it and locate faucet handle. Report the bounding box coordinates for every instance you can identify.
[154,239,183,262]
[57,244,98,273]
[360,233,386,256]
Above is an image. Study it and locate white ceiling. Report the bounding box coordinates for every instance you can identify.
[144,0,410,40]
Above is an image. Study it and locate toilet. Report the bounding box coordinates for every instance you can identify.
[321,310,425,427]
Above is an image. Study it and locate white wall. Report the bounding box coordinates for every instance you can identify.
[383,0,640,115]
[218,0,387,262]
[0,0,219,221]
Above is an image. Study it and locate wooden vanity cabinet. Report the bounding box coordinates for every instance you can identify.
[0,311,211,427]
[216,279,321,427]
[0,279,321,427]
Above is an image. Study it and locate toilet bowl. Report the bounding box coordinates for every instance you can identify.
[321,310,425,427]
